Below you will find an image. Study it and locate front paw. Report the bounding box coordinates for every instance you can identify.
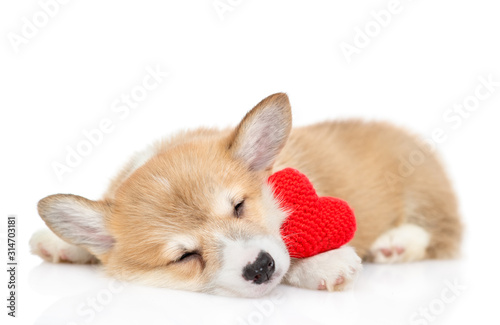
[283,246,362,291]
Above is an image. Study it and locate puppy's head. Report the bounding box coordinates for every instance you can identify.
[38,93,293,297]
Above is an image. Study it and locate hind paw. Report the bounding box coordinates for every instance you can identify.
[370,224,430,263]
[29,229,96,264]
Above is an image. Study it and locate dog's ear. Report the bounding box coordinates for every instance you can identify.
[229,93,292,172]
[37,194,115,256]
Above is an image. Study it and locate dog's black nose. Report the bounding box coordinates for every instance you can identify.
[242,251,275,284]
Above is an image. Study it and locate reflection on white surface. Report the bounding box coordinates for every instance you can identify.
[29,259,469,325]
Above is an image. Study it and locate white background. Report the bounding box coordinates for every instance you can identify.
[1,0,500,324]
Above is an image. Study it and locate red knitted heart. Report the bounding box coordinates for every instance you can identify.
[268,168,356,258]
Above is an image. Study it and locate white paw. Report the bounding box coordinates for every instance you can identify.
[29,229,96,264]
[370,224,430,263]
[284,246,362,292]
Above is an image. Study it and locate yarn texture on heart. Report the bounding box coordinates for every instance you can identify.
[268,168,357,258]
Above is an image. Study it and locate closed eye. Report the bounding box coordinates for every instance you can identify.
[234,199,245,218]
[177,251,200,263]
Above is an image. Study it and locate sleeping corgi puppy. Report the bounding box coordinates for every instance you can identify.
[30,93,462,297]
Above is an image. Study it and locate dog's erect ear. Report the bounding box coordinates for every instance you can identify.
[37,194,115,256]
[229,93,292,172]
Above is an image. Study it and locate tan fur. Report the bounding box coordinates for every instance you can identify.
[34,93,462,295]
